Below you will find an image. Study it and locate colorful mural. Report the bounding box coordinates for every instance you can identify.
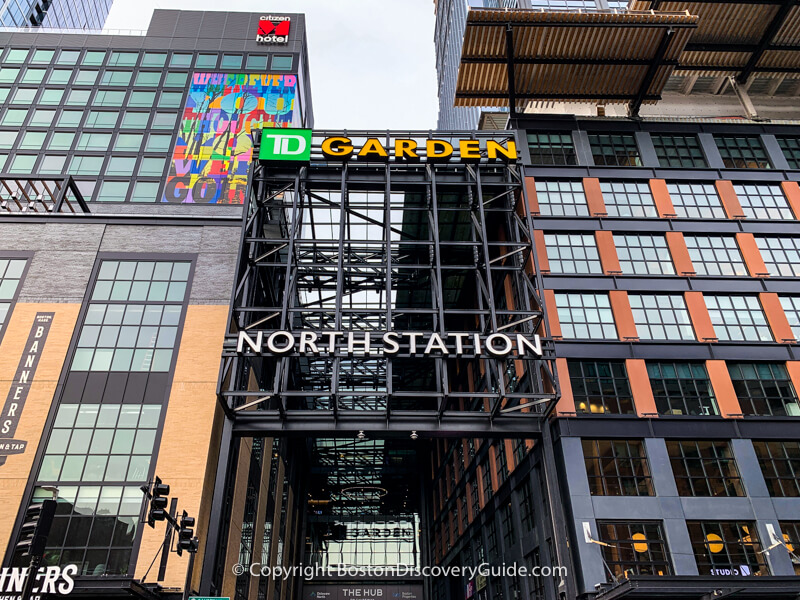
[163,72,298,204]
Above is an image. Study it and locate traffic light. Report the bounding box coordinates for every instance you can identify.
[16,500,56,558]
[177,511,197,556]
[147,477,170,528]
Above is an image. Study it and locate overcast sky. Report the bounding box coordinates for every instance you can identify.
[105,0,439,130]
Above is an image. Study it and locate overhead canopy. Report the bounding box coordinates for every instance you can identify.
[455,8,699,114]
[629,0,800,81]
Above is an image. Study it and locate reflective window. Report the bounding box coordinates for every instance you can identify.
[163,72,188,88]
[554,293,617,339]
[39,155,67,174]
[196,53,217,68]
[0,258,27,335]
[777,136,800,169]
[85,111,118,129]
[170,53,192,68]
[95,181,129,203]
[8,154,36,173]
[49,132,75,150]
[600,181,657,218]
[68,90,92,105]
[100,71,132,86]
[668,440,743,497]
[615,234,674,275]
[684,236,747,276]
[756,237,800,277]
[629,294,695,341]
[652,134,707,168]
[734,184,793,220]
[134,71,160,87]
[527,133,576,165]
[667,182,725,219]
[108,52,138,67]
[588,134,641,166]
[687,521,767,576]
[543,233,601,274]
[76,133,111,151]
[82,50,106,66]
[728,362,800,417]
[141,53,166,68]
[715,135,771,169]
[271,55,293,70]
[105,157,136,177]
[647,362,718,416]
[704,295,772,342]
[534,180,588,216]
[597,522,671,580]
[68,155,104,176]
[779,296,800,339]
[583,440,652,496]
[779,522,800,575]
[39,88,64,105]
[93,90,126,107]
[753,441,800,497]
[221,54,243,69]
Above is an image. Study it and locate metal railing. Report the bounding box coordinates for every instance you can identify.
[0,175,89,214]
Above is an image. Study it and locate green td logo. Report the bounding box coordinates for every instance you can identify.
[260,129,312,162]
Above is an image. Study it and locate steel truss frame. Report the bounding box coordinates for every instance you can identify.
[217,131,558,435]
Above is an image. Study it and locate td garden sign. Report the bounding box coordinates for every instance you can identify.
[259,129,518,163]
[237,330,542,358]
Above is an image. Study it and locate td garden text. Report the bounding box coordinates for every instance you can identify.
[236,330,543,358]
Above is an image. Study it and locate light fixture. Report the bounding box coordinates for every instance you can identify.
[357,430,366,440]
[410,431,418,440]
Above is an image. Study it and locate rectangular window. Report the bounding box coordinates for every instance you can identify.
[18,131,46,150]
[145,134,171,152]
[48,69,71,85]
[142,53,166,68]
[121,112,148,129]
[495,442,508,485]
[535,180,588,216]
[583,439,653,496]
[68,155,104,176]
[481,458,493,504]
[647,362,718,416]
[106,157,137,176]
[704,295,773,342]
[130,182,159,203]
[629,294,695,341]
[687,521,767,575]
[0,131,16,149]
[0,257,28,337]
[501,503,515,548]
[780,296,800,340]
[597,521,671,579]
[83,50,106,66]
[96,181,129,203]
[554,293,617,340]
[715,135,771,169]
[57,111,82,128]
[753,440,800,497]
[588,134,641,166]
[94,90,126,107]
[668,440,743,497]
[85,111,118,129]
[0,67,19,84]
[527,133,577,165]
[1,108,26,126]
[569,360,634,415]
[543,233,601,274]
[31,49,54,64]
[114,133,143,152]
[10,88,36,104]
[108,51,138,67]
[151,113,176,130]
[271,55,293,70]
[755,236,800,277]
[600,181,658,218]
[158,91,183,108]
[667,182,725,219]
[196,53,217,68]
[100,71,132,86]
[734,184,793,220]
[728,362,800,417]
[777,136,800,169]
[778,522,800,575]
[57,50,80,64]
[8,155,37,173]
[684,235,747,276]
[221,54,243,69]
[21,68,46,85]
[615,234,674,275]
[71,260,191,373]
[30,109,56,127]
[163,72,188,88]
[76,133,111,151]
[39,155,66,174]
[67,90,91,106]
[49,132,75,150]
[3,49,28,63]
[134,71,160,87]
[74,69,98,85]
[39,88,64,105]
[138,158,165,177]
[518,482,535,532]
[245,55,267,70]
[652,134,707,168]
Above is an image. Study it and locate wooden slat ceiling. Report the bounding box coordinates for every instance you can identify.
[455,9,698,107]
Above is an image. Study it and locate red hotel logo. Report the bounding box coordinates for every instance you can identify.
[257,15,291,44]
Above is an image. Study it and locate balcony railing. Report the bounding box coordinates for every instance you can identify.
[0,175,89,214]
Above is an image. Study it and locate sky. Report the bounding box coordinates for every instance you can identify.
[105,0,440,130]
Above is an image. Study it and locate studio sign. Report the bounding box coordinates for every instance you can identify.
[237,330,543,358]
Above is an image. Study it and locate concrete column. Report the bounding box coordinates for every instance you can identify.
[698,133,725,169]
[636,131,660,168]
[762,134,790,171]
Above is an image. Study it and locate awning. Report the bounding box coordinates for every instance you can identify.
[455,8,698,114]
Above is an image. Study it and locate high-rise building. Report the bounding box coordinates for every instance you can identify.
[432,1,800,599]
[0,0,113,29]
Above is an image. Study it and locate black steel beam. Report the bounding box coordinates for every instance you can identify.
[678,64,800,73]
[630,28,675,117]
[457,92,661,101]
[737,0,796,83]
[466,20,697,29]
[462,56,679,66]
[505,23,518,117]
[685,42,800,52]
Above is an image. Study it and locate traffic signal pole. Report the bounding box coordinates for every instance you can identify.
[17,499,57,600]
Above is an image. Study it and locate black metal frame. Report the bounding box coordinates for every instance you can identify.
[0,174,88,213]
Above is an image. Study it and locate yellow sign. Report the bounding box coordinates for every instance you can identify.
[320,137,517,163]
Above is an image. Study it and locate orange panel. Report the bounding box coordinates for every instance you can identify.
[736,233,769,277]
[584,177,607,216]
[650,179,676,218]
[526,176,540,215]
[534,230,550,273]
[665,231,695,276]
[716,180,746,219]
[781,181,800,220]
[706,360,742,418]
[786,362,800,400]
[759,292,795,343]
[554,357,576,415]
[626,359,658,417]
[685,291,717,342]
[609,290,638,341]
[544,289,562,338]
[596,231,622,274]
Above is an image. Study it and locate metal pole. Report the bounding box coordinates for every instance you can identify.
[19,554,41,600]
[183,549,196,600]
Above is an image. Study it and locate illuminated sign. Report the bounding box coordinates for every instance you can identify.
[259,129,312,162]
[237,330,542,358]
[257,15,291,44]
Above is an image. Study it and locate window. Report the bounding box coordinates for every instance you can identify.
[69,155,104,176]
[114,134,143,152]
[0,131,16,149]
[82,51,106,66]
[0,88,8,103]
[569,360,634,415]
[196,54,217,68]
[74,69,98,85]
[21,69,46,84]
[597,522,671,580]
[271,55,293,70]
[629,294,695,341]
[1,108,26,126]
[583,440,653,496]
[555,293,617,340]
[100,71,132,86]
[76,133,111,151]
[543,233,601,274]
[157,92,182,108]
[728,362,800,417]
[71,260,191,373]
[495,442,508,485]
[141,53,166,67]
[527,133,576,165]
[245,55,267,70]
[94,90,126,107]
[687,521,767,576]
[138,158,165,177]
[48,69,72,85]
[8,155,36,173]
[170,53,192,68]
[39,88,64,105]
[3,49,28,63]
[130,182,159,203]
[152,113,176,130]
[29,109,55,127]
[647,362,718,416]
[518,482,535,532]
[715,135,771,169]
[49,132,75,150]
[481,458,493,504]
[615,234,675,275]
[67,89,91,105]
[57,111,82,128]
[777,136,800,169]
[535,180,588,216]
[57,50,80,64]
[501,503,515,548]
[106,157,137,176]
[684,236,746,276]
[756,237,800,277]
[134,71,160,87]
[0,67,20,84]
[221,54,243,69]
[10,88,36,104]
[145,135,171,153]
[96,181,129,203]
[600,182,657,218]
[704,295,772,342]
[668,440,743,497]
[85,111,118,129]
[121,112,148,129]
[780,296,800,339]
[652,134,707,168]
[39,155,66,174]
[588,134,641,166]
[734,183,793,220]
[778,522,800,575]
[31,49,54,64]
[18,131,46,150]
[667,182,726,219]
[753,441,800,497]
[0,258,27,334]
[108,51,138,67]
